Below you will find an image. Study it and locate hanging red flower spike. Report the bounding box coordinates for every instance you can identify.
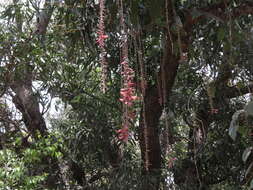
[117,0,138,143]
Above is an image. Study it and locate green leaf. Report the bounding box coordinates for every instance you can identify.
[250,179,253,189]
[147,0,163,23]
[245,101,253,116]
[217,27,225,41]
[71,95,82,104]
[180,0,187,4]
[237,123,248,136]
[242,147,252,163]
[130,0,139,25]
[229,110,245,141]
[245,162,253,177]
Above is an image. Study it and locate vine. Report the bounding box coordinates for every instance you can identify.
[97,0,108,93]
[117,0,138,142]
[134,30,149,171]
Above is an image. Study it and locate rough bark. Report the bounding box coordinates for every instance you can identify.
[11,75,47,138]
[6,1,86,188]
[139,87,163,190]
[171,1,253,188]
[139,60,180,189]
[138,28,181,190]
[138,0,192,188]
[8,64,63,189]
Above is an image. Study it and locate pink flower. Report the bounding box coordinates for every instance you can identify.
[121,61,127,65]
[168,157,177,169]
[119,53,138,141]
[131,96,138,100]
[97,34,108,47]
[119,87,138,106]
[117,125,129,142]
[127,82,135,87]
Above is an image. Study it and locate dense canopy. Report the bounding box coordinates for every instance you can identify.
[1,0,253,189]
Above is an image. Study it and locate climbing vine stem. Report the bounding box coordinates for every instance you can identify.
[97,0,108,93]
[117,0,138,143]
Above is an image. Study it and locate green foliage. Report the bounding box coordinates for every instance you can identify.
[1,0,253,189]
[245,101,253,116]
[0,134,63,190]
[229,110,245,141]
[0,149,47,189]
[242,147,252,163]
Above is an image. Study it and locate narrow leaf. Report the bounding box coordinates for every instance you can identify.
[217,27,225,41]
[245,162,253,177]
[229,110,245,141]
[245,101,253,116]
[250,179,253,188]
[242,147,252,163]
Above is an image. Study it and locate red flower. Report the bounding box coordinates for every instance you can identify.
[127,82,135,87]
[121,61,127,65]
[97,34,108,47]
[119,86,138,106]
[117,125,129,142]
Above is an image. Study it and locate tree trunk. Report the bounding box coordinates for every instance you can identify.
[11,75,47,138]
[139,37,180,189]
[139,87,162,190]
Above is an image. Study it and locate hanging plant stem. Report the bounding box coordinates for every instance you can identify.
[136,31,150,171]
[97,0,108,93]
[117,0,138,142]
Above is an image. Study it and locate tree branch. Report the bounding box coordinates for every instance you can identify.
[192,1,253,24]
[225,83,253,99]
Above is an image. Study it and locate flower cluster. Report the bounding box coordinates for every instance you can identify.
[119,61,138,106]
[97,34,108,48]
[117,124,129,142]
[117,0,138,143]
[117,58,138,142]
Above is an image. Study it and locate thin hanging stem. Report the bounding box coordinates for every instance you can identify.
[97,0,108,93]
[135,30,149,171]
[117,0,138,142]
[165,0,173,54]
